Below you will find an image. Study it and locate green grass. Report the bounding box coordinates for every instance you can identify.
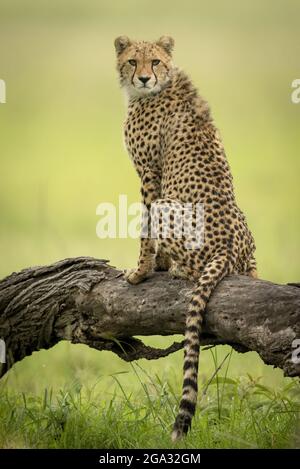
[1,361,299,449]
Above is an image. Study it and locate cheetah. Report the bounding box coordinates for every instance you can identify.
[114,35,257,441]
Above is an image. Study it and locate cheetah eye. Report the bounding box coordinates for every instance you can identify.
[152,59,160,66]
[128,59,137,66]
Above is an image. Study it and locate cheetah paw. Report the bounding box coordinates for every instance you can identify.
[124,268,150,285]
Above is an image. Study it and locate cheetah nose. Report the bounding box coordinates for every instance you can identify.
[138,76,150,85]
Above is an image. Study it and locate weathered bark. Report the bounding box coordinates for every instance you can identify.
[0,256,299,379]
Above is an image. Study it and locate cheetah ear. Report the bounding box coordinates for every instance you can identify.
[156,36,175,55]
[114,36,131,55]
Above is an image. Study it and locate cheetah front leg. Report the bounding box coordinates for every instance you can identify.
[125,238,157,284]
[125,169,161,285]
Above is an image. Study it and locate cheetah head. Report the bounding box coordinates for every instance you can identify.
[114,36,174,98]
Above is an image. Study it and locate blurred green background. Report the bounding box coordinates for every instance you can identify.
[0,1,299,398]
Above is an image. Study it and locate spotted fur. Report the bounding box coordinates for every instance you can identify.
[114,36,257,441]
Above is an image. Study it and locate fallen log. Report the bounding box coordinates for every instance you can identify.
[0,256,299,379]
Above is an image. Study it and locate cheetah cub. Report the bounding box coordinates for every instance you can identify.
[114,35,257,441]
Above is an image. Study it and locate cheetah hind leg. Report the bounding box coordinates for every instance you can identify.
[169,261,191,280]
[155,249,172,272]
[247,255,258,279]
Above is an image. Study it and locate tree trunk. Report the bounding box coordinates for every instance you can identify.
[0,257,299,379]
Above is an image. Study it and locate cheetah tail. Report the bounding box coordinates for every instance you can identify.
[171,254,229,442]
